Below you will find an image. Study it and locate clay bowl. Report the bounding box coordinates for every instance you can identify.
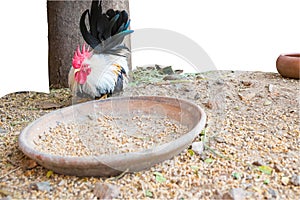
[19,96,206,177]
[276,53,300,79]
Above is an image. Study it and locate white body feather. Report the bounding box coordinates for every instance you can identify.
[68,53,128,98]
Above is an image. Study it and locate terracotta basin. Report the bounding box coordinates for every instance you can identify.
[276,53,300,79]
[18,96,206,177]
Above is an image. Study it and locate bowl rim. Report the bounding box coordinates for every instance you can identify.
[279,53,300,58]
[18,95,206,166]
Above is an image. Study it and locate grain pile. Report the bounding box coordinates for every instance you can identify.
[0,69,299,199]
[34,114,188,156]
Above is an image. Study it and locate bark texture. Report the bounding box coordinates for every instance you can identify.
[48,0,130,88]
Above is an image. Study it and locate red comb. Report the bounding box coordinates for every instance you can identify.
[72,43,91,69]
[72,44,92,84]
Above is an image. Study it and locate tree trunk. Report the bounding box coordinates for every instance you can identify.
[48,0,131,88]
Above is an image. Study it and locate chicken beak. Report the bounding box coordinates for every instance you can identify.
[74,68,81,74]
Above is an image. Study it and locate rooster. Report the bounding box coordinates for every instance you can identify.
[68,0,133,100]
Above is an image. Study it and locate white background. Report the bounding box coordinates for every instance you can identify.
[0,0,299,97]
[130,0,300,72]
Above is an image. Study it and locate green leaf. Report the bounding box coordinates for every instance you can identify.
[234,106,240,111]
[145,190,153,198]
[204,158,214,164]
[264,179,270,184]
[154,172,166,183]
[191,165,199,171]
[191,165,199,176]
[258,165,273,175]
[200,129,206,136]
[187,149,195,156]
[46,170,53,178]
[232,172,241,179]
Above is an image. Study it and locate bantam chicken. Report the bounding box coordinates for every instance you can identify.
[68,0,133,99]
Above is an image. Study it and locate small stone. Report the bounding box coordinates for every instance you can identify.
[268,188,278,198]
[30,182,52,192]
[163,75,181,81]
[259,93,267,98]
[0,127,6,133]
[159,66,174,75]
[268,84,274,93]
[291,174,300,186]
[200,153,208,161]
[252,160,265,166]
[1,196,12,200]
[212,190,222,199]
[273,164,282,172]
[194,93,201,100]
[183,87,192,92]
[222,192,232,199]
[93,183,119,199]
[263,100,272,106]
[231,188,248,200]
[58,180,65,186]
[214,137,226,143]
[203,101,213,109]
[243,183,252,190]
[174,69,184,74]
[222,188,247,200]
[191,142,204,155]
[241,80,253,87]
[281,176,289,186]
[146,66,155,70]
[196,74,205,80]
[0,127,7,136]
[155,64,162,70]
[216,79,224,85]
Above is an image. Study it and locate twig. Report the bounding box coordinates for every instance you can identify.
[200,129,229,159]
[153,80,193,86]
[0,167,21,179]
[204,144,229,159]
[107,168,129,181]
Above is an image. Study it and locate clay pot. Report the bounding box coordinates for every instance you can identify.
[18,96,206,177]
[276,53,300,79]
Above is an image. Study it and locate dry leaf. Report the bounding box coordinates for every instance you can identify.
[238,92,256,101]
[36,101,63,110]
[93,183,120,199]
[21,159,37,170]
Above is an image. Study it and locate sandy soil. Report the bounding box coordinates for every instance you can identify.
[0,68,299,199]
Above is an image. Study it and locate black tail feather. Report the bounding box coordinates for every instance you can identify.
[80,9,100,48]
[102,14,119,40]
[79,0,132,49]
[106,9,116,20]
[90,0,101,38]
[121,11,128,26]
[96,13,109,40]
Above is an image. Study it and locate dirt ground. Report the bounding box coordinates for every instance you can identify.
[0,68,299,199]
